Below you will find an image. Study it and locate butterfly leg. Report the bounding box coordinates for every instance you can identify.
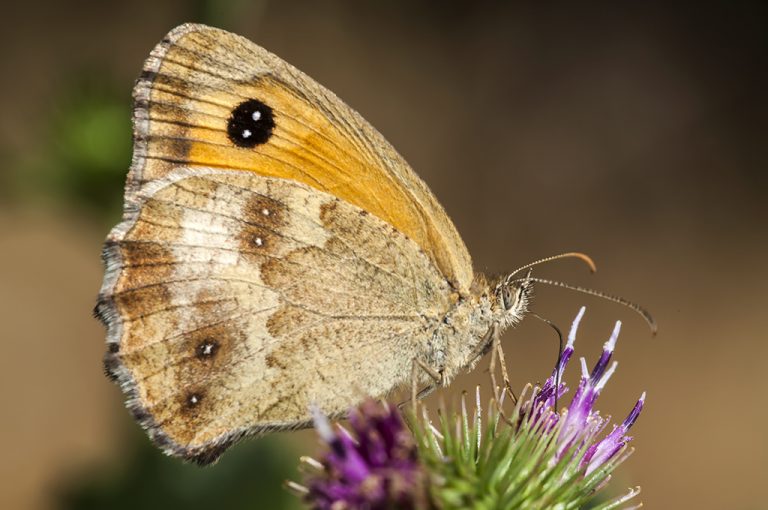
[481,324,517,404]
[414,359,444,398]
[495,333,518,403]
[468,322,498,360]
[403,358,444,412]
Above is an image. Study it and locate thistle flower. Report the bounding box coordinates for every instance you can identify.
[530,307,646,476]
[293,400,430,510]
[291,308,645,509]
[416,307,645,509]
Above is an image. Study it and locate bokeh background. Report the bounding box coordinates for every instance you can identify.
[1,1,765,508]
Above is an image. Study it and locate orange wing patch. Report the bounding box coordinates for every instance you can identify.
[131,24,473,293]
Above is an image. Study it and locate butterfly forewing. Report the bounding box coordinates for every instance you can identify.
[131,23,473,291]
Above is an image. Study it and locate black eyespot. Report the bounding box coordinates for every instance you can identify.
[186,392,203,407]
[227,99,275,148]
[251,235,265,248]
[196,338,220,359]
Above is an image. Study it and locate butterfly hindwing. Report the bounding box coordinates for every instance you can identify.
[99,168,452,462]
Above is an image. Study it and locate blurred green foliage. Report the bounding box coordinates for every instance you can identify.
[45,73,131,219]
[57,427,302,510]
[11,70,131,223]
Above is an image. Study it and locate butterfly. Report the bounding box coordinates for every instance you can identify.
[96,23,653,465]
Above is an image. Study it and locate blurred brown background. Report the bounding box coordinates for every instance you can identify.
[1,1,765,508]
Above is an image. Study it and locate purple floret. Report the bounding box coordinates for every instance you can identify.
[305,401,426,510]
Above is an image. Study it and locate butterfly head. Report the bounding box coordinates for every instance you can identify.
[492,252,656,335]
[493,273,534,328]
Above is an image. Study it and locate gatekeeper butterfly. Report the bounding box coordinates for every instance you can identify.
[96,24,653,464]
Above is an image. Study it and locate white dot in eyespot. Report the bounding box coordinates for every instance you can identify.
[254,237,263,247]
[202,343,214,355]
[242,129,252,139]
[252,110,261,121]
[189,395,199,404]
[261,208,270,216]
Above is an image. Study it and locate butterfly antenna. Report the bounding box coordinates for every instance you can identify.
[504,252,597,285]
[512,276,657,335]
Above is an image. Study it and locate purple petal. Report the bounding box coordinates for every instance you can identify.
[557,306,585,376]
[305,400,424,509]
[590,321,620,384]
[622,392,646,429]
[532,307,586,413]
[331,436,372,482]
[584,393,645,475]
[594,361,618,394]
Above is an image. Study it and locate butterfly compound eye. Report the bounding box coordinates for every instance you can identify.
[227,99,275,148]
[501,284,518,311]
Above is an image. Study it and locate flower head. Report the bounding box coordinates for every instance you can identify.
[527,306,646,475]
[299,400,429,510]
[414,307,645,509]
